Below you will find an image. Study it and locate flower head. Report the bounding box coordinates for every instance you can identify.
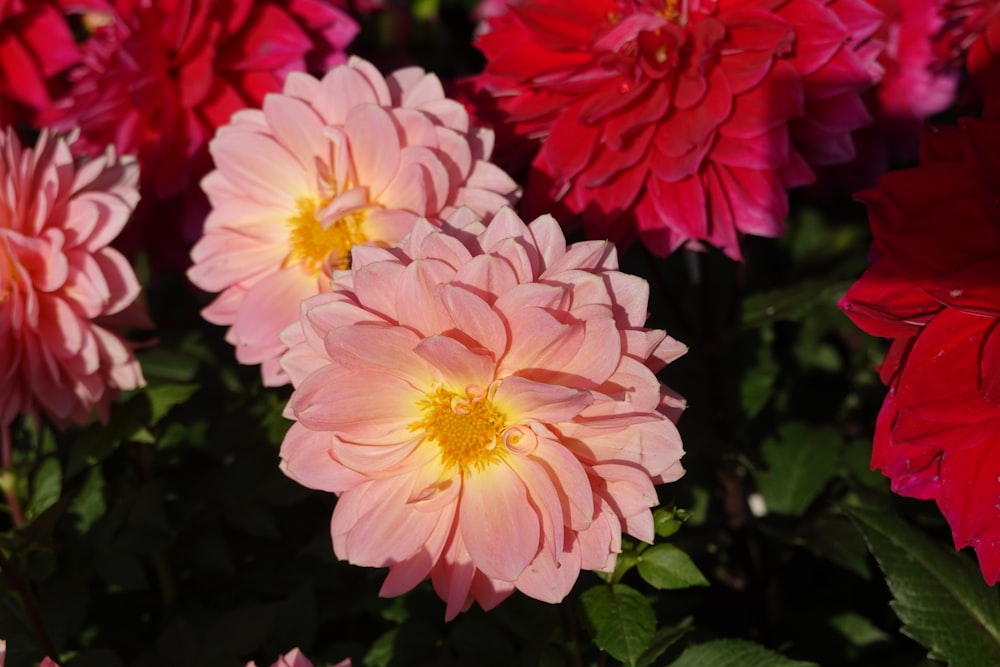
[841,84,1000,582]
[279,207,686,618]
[0,1,81,128]
[0,128,146,427]
[188,56,520,386]
[473,0,884,259]
[43,0,359,268]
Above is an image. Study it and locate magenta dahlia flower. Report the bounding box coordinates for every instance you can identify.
[42,0,359,268]
[841,85,1000,582]
[814,0,958,192]
[279,207,687,618]
[473,0,885,259]
[936,0,1000,100]
[187,56,520,387]
[0,128,146,428]
[0,0,81,127]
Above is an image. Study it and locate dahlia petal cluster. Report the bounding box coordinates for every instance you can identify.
[936,0,1000,98]
[820,0,957,190]
[279,207,686,618]
[188,56,520,386]
[0,0,80,127]
[841,85,1000,582]
[0,128,146,427]
[474,0,885,259]
[42,0,359,265]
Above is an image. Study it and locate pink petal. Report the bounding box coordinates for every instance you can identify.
[459,462,541,581]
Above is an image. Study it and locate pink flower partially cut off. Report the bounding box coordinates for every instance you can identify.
[0,128,146,428]
[247,647,350,667]
[0,638,60,666]
[188,56,520,386]
[279,207,686,619]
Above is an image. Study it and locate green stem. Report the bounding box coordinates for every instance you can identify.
[1,424,24,527]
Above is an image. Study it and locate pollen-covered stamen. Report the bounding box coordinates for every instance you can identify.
[286,197,368,274]
[412,384,508,474]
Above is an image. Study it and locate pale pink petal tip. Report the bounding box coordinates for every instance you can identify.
[277,206,686,618]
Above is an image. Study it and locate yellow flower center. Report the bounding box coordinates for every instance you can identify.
[286,197,368,274]
[663,0,682,22]
[411,385,508,474]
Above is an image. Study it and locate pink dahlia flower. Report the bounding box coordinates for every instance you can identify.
[840,85,1000,582]
[0,0,81,127]
[814,0,958,192]
[474,0,885,259]
[43,0,359,269]
[279,207,687,618]
[0,128,146,427]
[247,648,349,667]
[188,56,520,387]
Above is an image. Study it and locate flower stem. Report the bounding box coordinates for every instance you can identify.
[0,549,58,659]
[1,424,24,527]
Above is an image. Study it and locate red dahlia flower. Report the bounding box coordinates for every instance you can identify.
[0,0,80,127]
[841,85,1000,583]
[474,0,885,259]
[44,0,358,269]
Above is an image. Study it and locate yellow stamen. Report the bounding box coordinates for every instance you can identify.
[81,10,115,32]
[410,385,508,474]
[662,0,682,23]
[286,197,368,274]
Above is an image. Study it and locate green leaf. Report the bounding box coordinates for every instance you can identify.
[69,466,106,532]
[411,0,439,19]
[794,514,870,580]
[742,280,852,328]
[637,617,693,667]
[364,628,397,667]
[741,361,778,419]
[27,457,62,520]
[756,423,839,516]
[847,504,1000,667]
[580,584,655,667]
[145,384,198,426]
[827,611,891,650]
[636,544,709,590]
[668,639,817,666]
[653,506,691,539]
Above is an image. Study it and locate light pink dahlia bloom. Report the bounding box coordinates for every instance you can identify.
[279,207,686,618]
[188,56,520,386]
[0,128,146,427]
